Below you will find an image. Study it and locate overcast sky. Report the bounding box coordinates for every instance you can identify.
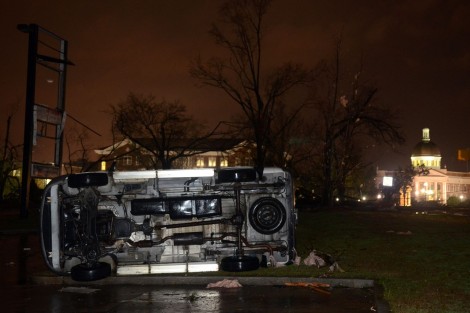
[1,0,469,170]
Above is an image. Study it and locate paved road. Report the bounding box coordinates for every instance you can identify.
[1,283,377,313]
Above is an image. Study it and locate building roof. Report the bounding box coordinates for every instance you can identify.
[94,137,246,155]
[411,128,441,157]
[412,141,441,157]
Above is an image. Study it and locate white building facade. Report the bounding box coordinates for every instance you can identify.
[411,128,470,204]
[413,168,470,204]
[376,128,470,205]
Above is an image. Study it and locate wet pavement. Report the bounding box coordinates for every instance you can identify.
[0,215,383,312]
[0,284,377,313]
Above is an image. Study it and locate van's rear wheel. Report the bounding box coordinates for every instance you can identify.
[70,262,111,281]
[220,255,260,272]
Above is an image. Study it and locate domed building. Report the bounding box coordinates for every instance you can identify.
[376,128,470,206]
[410,128,470,205]
[411,128,441,169]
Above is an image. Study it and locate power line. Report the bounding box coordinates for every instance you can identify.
[67,113,102,137]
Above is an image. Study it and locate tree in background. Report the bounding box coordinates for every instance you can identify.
[64,127,93,173]
[111,93,219,169]
[313,41,404,206]
[392,164,429,206]
[227,102,317,177]
[264,103,317,175]
[191,0,311,179]
[0,103,21,204]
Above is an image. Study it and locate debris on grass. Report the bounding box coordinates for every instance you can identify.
[396,230,412,235]
[303,251,326,267]
[303,250,345,272]
[386,230,413,235]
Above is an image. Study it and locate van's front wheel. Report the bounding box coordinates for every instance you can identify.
[220,255,260,272]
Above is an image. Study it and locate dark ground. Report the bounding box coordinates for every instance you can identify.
[0,208,381,312]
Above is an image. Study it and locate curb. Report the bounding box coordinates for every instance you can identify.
[31,274,389,312]
[32,274,374,288]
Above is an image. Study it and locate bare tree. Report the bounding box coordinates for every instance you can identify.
[191,0,311,179]
[0,104,20,202]
[63,127,92,174]
[264,103,317,173]
[314,42,404,206]
[111,93,219,169]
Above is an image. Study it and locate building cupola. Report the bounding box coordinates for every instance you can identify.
[411,128,441,169]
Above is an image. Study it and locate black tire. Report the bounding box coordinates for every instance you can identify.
[220,255,260,272]
[67,172,109,188]
[249,198,287,234]
[71,262,111,281]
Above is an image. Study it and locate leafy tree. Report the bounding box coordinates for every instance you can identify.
[111,93,219,169]
[392,164,429,206]
[190,0,311,179]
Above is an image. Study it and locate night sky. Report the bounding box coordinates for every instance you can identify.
[1,0,469,171]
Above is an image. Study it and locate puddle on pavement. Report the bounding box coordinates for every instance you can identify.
[116,285,375,313]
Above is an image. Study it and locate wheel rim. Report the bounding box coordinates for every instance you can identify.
[249,198,286,234]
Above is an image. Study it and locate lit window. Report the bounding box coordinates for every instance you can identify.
[208,157,217,167]
[220,158,228,167]
[101,161,106,171]
[196,157,205,167]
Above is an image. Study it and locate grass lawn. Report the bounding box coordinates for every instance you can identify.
[291,209,470,313]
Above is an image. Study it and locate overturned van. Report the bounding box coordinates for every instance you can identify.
[40,167,297,281]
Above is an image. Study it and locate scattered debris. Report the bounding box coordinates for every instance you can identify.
[303,250,345,272]
[303,251,326,268]
[386,230,413,235]
[206,279,242,288]
[396,231,412,235]
[59,287,100,294]
[285,282,331,296]
[328,261,345,272]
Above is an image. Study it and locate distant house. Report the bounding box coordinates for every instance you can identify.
[94,138,253,171]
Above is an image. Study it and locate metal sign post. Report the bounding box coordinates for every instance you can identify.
[18,24,72,218]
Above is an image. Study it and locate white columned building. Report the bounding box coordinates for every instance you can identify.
[376,128,470,206]
[411,128,470,204]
